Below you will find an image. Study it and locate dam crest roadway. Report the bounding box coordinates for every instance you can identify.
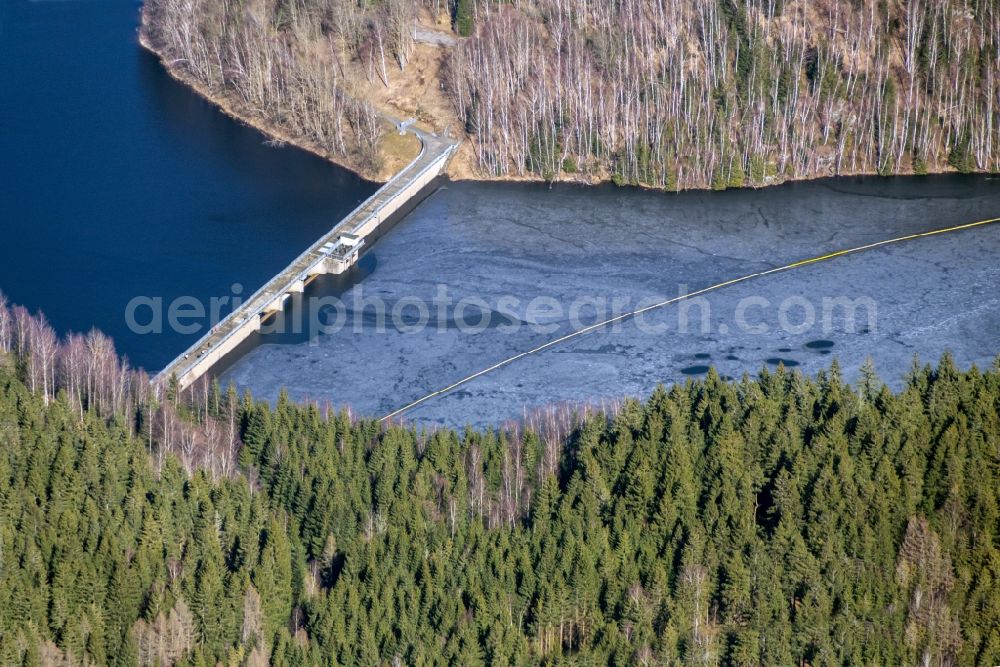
[155,125,458,391]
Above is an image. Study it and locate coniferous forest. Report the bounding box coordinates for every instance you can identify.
[1,302,999,665]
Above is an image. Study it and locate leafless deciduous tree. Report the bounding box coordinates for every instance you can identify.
[446,0,1000,188]
[0,293,242,481]
[142,0,388,171]
[132,597,197,667]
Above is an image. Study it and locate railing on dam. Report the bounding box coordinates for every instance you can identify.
[154,132,458,390]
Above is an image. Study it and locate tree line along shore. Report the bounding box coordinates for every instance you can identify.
[140,0,1000,188]
[1,289,999,664]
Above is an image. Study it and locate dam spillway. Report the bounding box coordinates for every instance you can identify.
[155,130,458,391]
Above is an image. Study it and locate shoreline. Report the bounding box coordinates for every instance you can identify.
[138,32,386,184]
[139,30,989,196]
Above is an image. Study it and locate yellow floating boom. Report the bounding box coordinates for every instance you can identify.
[381,215,1000,422]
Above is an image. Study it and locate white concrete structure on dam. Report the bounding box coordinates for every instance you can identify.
[155,130,458,391]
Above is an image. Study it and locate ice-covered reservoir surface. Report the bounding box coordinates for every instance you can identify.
[220,174,1000,429]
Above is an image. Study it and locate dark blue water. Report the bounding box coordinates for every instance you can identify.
[0,0,376,371]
